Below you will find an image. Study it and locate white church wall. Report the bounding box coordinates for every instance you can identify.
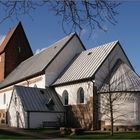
[8,90,27,128]
[29,112,64,128]
[95,44,133,90]
[99,92,140,127]
[55,81,93,105]
[0,90,12,110]
[45,35,85,86]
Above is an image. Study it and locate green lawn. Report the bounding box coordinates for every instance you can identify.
[68,132,140,139]
[0,129,35,139]
[0,128,61,139]
[0,128,140,139]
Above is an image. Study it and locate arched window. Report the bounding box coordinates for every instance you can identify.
[3,94,6,104]
[77,87,84,104]
[62,90,69,105]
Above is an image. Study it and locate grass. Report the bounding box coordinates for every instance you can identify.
[0,129,35,139]
[0,128,61,139]
[0,128,140,139]
[27,128,61,137]
[68,131,140,139]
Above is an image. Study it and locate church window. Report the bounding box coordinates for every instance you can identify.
[3,94,6,104]
[62,90,69,105]
[77,87,84,104]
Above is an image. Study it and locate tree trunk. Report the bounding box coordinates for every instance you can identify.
[109,92,114,136]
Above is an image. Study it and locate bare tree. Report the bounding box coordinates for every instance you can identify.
[0,0,121,36]
[96,48,135,135]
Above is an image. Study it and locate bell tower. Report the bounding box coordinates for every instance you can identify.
[0,22,33,82]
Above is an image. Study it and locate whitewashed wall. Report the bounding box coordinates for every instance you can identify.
[45,35,85,86]
[0,90,12,110]
[100,92,140,126]
[95,44,133,90]
[8,90,27,128]
[29,112,64,128]
[55,81,93,105]
[0,75,45,111]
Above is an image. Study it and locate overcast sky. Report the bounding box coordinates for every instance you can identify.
[0,1,140,75]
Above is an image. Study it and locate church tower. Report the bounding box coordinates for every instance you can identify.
[0,22,33,82]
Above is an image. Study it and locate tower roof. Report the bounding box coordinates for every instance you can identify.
[0,22,22,54]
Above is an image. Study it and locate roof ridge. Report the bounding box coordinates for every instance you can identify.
[82,40,119,53]
[34,32,75,56]
[20,33,76,65]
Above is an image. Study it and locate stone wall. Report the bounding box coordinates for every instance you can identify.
[66,87,98,130]
[0,109,6,125]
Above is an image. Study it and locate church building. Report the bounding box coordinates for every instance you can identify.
[0,22,140,130]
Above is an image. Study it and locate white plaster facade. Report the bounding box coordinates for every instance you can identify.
[55,81,94,105]
[8,89,27,128]
[100,92,140,127]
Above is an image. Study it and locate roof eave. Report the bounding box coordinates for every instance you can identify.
[0,71,44,90]
[52,77,94,87]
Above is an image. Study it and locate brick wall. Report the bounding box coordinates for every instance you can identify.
[66,87,98,130]
[0,109,6,125]
[0,23,33,82]
[66,97,93,130]
[0,53,5,81]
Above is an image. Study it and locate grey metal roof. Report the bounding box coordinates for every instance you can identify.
[14,86,65,112]
[100,62,140,93]
[53,40,118,85]
[0,33,75,89]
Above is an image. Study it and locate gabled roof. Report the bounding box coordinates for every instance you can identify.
[100,62,140,93]
[0,33,76,89]
[0,22,21,54]
[12,86,64,112]
[53,41,119,86]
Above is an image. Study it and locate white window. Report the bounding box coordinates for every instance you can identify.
[77,87,84,104]
[62,90,69,105]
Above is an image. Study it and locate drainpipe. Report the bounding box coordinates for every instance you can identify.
[91,79,98,130]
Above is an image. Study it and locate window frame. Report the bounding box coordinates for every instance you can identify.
[62,90,69,106]
[77,87,84,104]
